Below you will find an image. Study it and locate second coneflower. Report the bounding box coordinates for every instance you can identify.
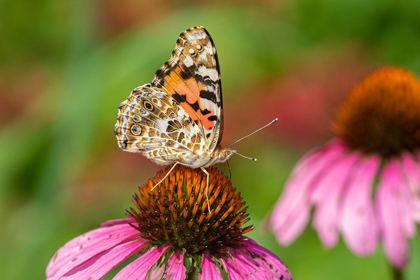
[269,67,420,274]
[47,165,292,279]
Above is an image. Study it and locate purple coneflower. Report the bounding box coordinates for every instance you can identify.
[269,67,420,273]
[47,165,292,279]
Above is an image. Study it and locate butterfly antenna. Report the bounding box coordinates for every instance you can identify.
[226,118,278,148]
[233,151,257,161]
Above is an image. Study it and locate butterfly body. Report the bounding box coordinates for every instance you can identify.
[114,26,235,169]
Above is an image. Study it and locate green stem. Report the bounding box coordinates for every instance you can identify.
[392,266,404,280]
[187,266,198,280]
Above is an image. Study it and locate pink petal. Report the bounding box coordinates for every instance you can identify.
[219,247,271,280]
[276,204,311,246]
[47,220,138,278]
[198,252,222,280]
[311,153,360,248]
[242,238,293,280]
[54,230,141,278]
[376,160,411,269]
[310,151,360,203]
[59,239,148,280]
[227,250,266,279]
[218,255,244,280]
[339,156,380,255]
[396,158,417,237]
[164,250,186,279]
[400,153,420,222]
[145,263,166,280]
[101,218,133,227]
[270,139,346,245]
[114,245,169,280]
[219,238,292,279]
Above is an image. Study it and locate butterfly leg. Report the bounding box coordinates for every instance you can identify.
[151,162,180,191]
[200,167,211,213]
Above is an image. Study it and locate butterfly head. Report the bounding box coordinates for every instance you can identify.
[217,148,236,162]
[202,147,235,167]
[208,147,257,167]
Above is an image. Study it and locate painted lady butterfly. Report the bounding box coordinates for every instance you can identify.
[114,26,276,191]
[115,26,233,172]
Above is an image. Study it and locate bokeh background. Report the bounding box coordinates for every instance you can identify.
[1,0,420,279]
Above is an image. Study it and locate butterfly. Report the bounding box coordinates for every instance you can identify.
[114,26,276,194]
[115,26,234,179]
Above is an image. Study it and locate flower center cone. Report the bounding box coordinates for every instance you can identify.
[335,67,420,157]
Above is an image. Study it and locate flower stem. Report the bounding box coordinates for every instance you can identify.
[392,267,404,280]
[187,267,198,280]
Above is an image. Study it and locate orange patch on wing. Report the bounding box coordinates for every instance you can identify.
[163,81,176,95]
[164,70,216,132]
[182,104,199,121]
[168,71,186,92]
[201,111,215,131]
[167,71,198,101]
[184,78,200,104]
[197,82,205,92]
[180,101,215,132]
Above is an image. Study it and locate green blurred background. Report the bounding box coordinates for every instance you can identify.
[1,0,420,279]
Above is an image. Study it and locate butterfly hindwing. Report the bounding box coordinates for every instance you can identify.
[114,85,208,166]
[152,26,223,153]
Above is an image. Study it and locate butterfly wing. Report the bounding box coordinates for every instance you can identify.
[151,26,223,153]
[114,85,208,166]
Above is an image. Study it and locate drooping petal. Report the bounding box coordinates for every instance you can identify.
[339,156,380,255]
[218,254,244,280]
[242,238,293,280]
[47,220,139,278]
[100,218,133,227]
[311,152,360,248]
[114,245,169,280]
[164,250,186,279]
[273,202,311,247]
[145,263,166,280]
[395,157,417,238]
[58,239,148,280]
[219,238,292,280]
[53,230,143,279]
[400,152,420,222]
[198,252,222,280]
[270,139,346,245]
[376,160,411,269]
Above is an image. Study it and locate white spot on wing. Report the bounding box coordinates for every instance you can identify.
[190,31,206,40]
[198,65,219,81]
[203,44,214,55]
[184,56,194,67]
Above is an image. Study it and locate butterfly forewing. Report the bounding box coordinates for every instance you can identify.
[152,26,223,152]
